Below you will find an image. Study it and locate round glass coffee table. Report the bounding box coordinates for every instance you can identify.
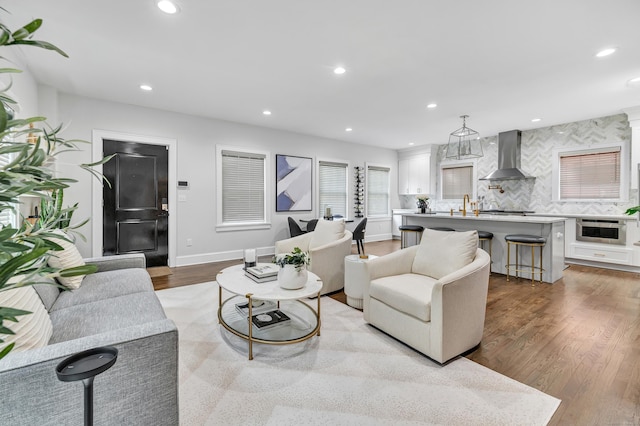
[216,263,322,360]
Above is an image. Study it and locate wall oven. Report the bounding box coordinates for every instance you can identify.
[576,218,626,245]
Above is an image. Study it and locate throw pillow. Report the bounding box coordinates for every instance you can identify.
[0,285,53,354]
[412,229,478,279]
[309,219,345,249]
[47,231,86,289]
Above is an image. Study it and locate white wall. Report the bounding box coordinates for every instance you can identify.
[47,92,397,264]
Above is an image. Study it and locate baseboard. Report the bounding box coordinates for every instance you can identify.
[176,247,275,267]
[365,232,393,243]
[565,258,640,273]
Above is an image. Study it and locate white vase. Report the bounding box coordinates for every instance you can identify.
[278,264,308,290]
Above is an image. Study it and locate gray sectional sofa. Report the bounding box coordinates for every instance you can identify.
[0,253,178,425]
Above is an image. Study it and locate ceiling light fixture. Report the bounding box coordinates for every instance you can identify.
[345,128,353,132]
[531,118,542,122]
[408,142,415,146]
[445,115,483,160]
[139,84,153,91]
[334,66,346,75]
[596,47,616,58]
[157,0,179,14]
[263,110,271,115]
[427,103,437,109]
[628,76,640,87]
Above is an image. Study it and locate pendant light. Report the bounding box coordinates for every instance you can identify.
[445,115,483,160]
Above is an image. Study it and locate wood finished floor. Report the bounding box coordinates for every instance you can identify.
[151,240,640,425]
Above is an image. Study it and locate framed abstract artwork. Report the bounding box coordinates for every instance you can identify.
[276,154,312,211]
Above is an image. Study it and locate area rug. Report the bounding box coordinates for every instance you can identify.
[156,282,560,425]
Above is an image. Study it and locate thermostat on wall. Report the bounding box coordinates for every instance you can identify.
[177,181,189,189]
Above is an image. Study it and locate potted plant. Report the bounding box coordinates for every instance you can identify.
[416,195,430,214]
[0,15,111,359]
[625,206,640,216]
[273,247,310,289]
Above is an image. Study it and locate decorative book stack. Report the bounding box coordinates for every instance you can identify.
[235,300,277,316]
[251,310,291,330]
[245,264,279,283]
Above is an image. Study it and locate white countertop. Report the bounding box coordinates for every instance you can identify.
[402,212,565,224]
[527,212,636,221]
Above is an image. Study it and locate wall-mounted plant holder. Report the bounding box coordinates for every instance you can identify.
[354,166,364,218]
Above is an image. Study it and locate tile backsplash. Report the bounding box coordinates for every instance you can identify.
[400,113,636,215]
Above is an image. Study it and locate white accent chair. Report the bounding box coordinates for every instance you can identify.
[363,229,490,364]
[275,219,353,295]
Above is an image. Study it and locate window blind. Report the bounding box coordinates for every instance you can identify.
[367,166,390,217]
[221,150,266,223]
[559,149,621,199]
[319,161,347,218]
[442,165,473,199]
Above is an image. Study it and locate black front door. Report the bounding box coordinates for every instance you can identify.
[102,139,168,267]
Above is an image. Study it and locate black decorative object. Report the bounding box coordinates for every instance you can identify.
[354,166,364,218]
[56,346,118,426]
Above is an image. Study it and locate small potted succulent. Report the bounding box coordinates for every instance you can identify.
[416,195,430,214]
[273,247,310,289]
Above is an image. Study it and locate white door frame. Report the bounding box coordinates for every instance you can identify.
[91,129,178,267]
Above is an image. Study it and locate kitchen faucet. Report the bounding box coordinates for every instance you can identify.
[460,194,470,216]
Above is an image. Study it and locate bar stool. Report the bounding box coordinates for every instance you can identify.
[477,231,493,260]
[399,225,424,248]
[505,234,546,285]
[428,227,455,232]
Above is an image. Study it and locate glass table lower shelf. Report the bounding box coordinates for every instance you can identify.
[218,295,320,359]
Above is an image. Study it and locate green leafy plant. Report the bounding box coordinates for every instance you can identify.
[624,206,640,216]
[273,247,310,271]
[416,195,430,209]
[38,189,87,232]
[0,14,112,358]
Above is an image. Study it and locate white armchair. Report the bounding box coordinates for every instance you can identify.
[363,229,490,364]
[275,219,353,295]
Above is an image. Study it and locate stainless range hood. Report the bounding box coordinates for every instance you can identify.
[480,130,534,180]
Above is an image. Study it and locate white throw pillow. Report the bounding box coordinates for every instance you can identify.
[47,231,86,289]
[309,219,345,249]
[412,229,478,279]
[0,285,52,353]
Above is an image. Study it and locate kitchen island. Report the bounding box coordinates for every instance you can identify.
[402,213,566,283]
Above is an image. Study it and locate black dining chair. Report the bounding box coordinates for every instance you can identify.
[352,218,368,254]
[288,217,306,237]
[306,219,319,232]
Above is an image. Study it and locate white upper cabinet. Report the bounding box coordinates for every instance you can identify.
[398,147,434,195]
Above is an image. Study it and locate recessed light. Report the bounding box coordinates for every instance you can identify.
[628,76,640,86]
[596,48,616,58]
[427,103,437,109]
[263,110,271,116]
[345,128,352,132]
[140,84,153,91]
[408,142,415,146]
[334,66,346,75]
[157,0,179,14]
[557,131,565,134]
[531,118,542,122]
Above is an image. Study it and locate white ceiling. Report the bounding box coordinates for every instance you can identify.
[5,0,640,150]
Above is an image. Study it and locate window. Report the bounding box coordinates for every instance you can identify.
[318,161,348,218]
[441,165,473,199]
[217,147,268,229]
[559,148,621,200]
[367,165,390,217]
[0,140,16,228]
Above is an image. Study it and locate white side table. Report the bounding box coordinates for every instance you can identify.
[344,254,378,309]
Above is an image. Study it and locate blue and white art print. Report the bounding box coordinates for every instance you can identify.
[276,154,312,212]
